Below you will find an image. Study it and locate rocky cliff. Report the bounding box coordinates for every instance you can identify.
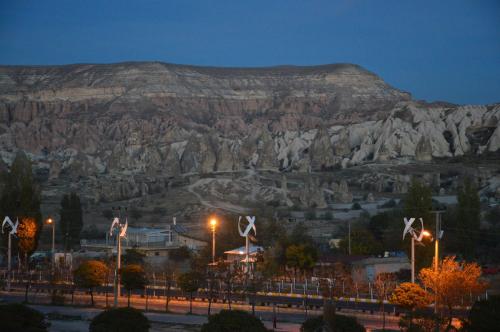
[0,62,498,221]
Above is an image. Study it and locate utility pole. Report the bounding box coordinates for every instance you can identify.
[110,207,128,308]
[431,210,445,318]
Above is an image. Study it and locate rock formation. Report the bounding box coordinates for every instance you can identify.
[0,62,498,215]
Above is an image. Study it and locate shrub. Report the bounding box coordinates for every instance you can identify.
[89,307,150,332]
[351,202,362,210]
[379,199,397,208]
[0,303,48,332]
[301,314,365,332]
[201,309,268,332]
[301,315,324,332]
[465,295,500,332]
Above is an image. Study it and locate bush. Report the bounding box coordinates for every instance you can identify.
[351,202,362,210]
[201,309,269,332]
[89,307,150,332]
[379,199,397,209]
[465,295,500,332]
[0,303,48,332]
[301,315,324,332]
[301,314,365,332]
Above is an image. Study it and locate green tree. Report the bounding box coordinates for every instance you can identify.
[465,295,500,332]
[286,244,318,279]
[73,260,108,306]
[456,178,480,259]
[89,307,150,332]
[169,245,191,262]
[177,271,202,314]
[59,192,83,250]
[201,309,268,332]
[404,178,434,272]
[121,264,148,307]
[123,248,146,265]
[301,314,365,332]
[0,303,48,332]
[0,151,42,261]
[339,227,382,255]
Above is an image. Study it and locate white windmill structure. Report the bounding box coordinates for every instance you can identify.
[2,216,19,291]
[109,210,128,307]
[403,217,432,283]
[238,216,257,276]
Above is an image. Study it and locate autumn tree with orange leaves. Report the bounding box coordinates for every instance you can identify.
[419,256,486,331]
[390,282,431,330]
[17,217,39,260]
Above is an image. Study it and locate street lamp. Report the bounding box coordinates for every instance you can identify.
[46,217,55,272]
[210,218,217,264]
[410,229,432,283]
[403,217,433,283]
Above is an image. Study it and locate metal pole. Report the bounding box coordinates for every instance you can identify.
[52,222,56,273]
[7,233,11,292]
[114,229,122,307]
[212,226,216,264]
[245,235,250,275]
[411,237,415,283]
[117,233,121,297]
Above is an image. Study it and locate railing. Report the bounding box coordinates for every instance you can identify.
[80,239,178,249]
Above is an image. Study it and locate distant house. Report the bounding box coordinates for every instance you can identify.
[314,252,410,283]
[224,245,264,273]
[80,218,206,268]
[351,255,410,282]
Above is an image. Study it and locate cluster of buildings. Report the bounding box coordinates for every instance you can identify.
[74,218,410,281]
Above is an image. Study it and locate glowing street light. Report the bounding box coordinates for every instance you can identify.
[46,217,55,272]
[210,218,217,265]
[403,217,432,283]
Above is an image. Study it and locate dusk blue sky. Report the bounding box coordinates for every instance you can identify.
[1,0,499,104]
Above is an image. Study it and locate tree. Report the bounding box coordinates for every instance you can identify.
[0,151,42,261]
[404,178,434,272]
[390,282,431,329]
[339,226,382,255]
[465,295,500,332]
[121,264,147,307]
[89,307,150,332]
[123,248,146,265]
[73,260,108,306]
[0,303,48,332]
[201,309,268,332]
[456,178,480,259]
[351,202,362,210]
[169,245,191,262]
[285,244,318,279]
[373,272,397,331]
[301,314,365,332]
[177,271,202,314]
[59,192,83,250]
[368,210,405,251]
[17,217,39,259]
[419,256,487,331]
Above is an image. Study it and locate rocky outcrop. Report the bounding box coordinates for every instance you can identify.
[0,62,498,207]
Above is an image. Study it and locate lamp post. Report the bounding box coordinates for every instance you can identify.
[2,216,18,292]
[404,217,432,283]
[110,215,127,307]
[411,230,432,283]
[46,218,55,272]
[210,218,217,265]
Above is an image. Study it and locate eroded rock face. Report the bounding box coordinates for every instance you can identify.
[0,62,498,207]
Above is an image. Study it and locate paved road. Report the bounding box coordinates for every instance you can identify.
[0,291,400,331]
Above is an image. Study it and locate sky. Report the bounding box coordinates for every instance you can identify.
[0,0,499,105]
